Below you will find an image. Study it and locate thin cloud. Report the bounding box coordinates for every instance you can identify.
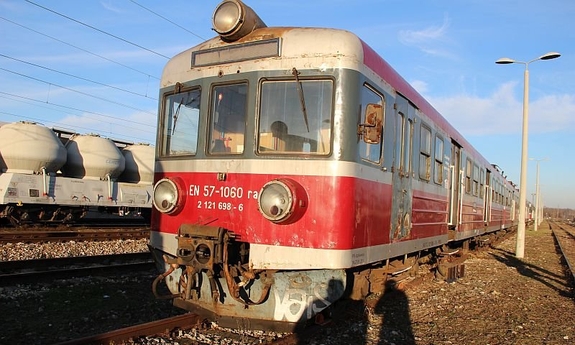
[398,13,456,59]
[100,1,123,14]
[410,80,429,94]
[423,82,575,136]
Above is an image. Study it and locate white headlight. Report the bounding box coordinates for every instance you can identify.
[258,180,294,222]
[212,1,241,36]
[153,178,179,214]
[211,0,267,42]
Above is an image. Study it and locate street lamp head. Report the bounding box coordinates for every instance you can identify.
[496,52,561,65]
[539,52,561,60]
[495,57,516,64]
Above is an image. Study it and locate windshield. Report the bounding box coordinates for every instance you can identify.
[258,79,333,155]
[208,83,248,154]
[160,89,200,156]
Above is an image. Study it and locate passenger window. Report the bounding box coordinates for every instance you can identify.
[480,169,485,199]
[434,135,444,184]
[473,164,480,196]
[465,159,472,194]
[419,125,431,181]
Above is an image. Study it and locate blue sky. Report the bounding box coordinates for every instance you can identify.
[1,0,574,209]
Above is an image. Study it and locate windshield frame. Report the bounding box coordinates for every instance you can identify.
[257,77,334,156]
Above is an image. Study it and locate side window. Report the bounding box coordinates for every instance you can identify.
[493,181,497,203]
[395,112,405,171]
[434,135,444,184]
[358,85,385,163]
[465,158,472,194]
[405,118,414,175]
[160,88,201,157]
[473,164,480,196]
[480,169,485,199]
[419,124,431,181]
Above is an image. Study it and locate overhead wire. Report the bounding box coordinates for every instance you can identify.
[128,0,206,41]
[0,16,159,81]
[0,53,157,101]
[0,91,155,129]
[0,67,156,116]
[0,93,155,142]
[25,0,171,60]
[2,1,206,141]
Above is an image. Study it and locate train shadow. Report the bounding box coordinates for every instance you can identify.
[488,248,573,299]
[296,279,415,345]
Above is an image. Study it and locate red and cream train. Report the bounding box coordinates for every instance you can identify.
[149,0,519,330]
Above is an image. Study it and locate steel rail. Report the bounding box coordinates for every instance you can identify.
[0,252,154,286]
[549,221,575,284]
[53,313,202,345]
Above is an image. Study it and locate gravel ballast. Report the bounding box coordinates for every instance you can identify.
[1,223,574,344]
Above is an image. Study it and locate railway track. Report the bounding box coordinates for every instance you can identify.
[0,227,149,243]
[0,252,154,286]
[54,312,322,345]
[549,220,575,283]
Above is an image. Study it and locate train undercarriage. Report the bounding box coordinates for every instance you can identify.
[0,204,150,227]
[151,224,515,331]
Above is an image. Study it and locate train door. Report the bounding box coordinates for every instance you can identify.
[448,141,462,230]
[390,95,414,241]
[484,170,492,223]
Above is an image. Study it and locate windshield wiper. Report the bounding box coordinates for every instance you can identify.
[292,67,310,132]
[171,95,199,135]
[171,97,184,135]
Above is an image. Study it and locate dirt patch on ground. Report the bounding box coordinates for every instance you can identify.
[302,222,575,345]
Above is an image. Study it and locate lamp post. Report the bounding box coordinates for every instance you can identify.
[496,52,560,258]
[530,157,548,231]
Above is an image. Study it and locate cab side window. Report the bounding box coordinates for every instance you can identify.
[358,85,385,163]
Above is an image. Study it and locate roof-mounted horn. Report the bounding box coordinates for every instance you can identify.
[212,0,267,42]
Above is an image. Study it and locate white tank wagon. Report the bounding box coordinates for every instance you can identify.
[0,121,67,174]
[119,144,155,184]
[62,134,126,180]
[0,121,154,225]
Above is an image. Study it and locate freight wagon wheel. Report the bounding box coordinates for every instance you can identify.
[3,206,21,227]
[8,215,20,227]
[140,209,152,223]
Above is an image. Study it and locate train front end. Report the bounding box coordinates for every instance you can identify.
[148,0,374,330]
